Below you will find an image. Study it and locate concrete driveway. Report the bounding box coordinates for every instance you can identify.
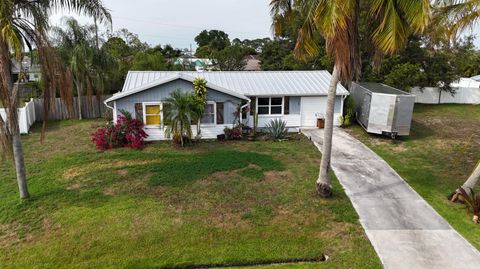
[302,128,480,269]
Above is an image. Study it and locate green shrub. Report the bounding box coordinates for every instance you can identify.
[339,96,355,128]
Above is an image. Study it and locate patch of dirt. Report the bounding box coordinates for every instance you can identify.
[270,207,318,226]
[263,170,292,182]
[247,163,261,169]
[417,116,479,140]
[0,223,22,247]
[207,170,235,181]
[209,212,250,229]
[66,183,81,190]
[103,187,115,196]
[314,222,358,241]
[117,169,129,177]
[107,173,163,197]
[61,159,157,181]
[205,205,252,229]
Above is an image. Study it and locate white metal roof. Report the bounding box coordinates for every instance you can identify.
[120,71,349,97]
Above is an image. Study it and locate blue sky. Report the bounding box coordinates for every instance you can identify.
[50,0,480,49]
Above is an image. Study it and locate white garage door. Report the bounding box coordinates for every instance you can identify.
[300,96,343,127]
[301,97,327,127]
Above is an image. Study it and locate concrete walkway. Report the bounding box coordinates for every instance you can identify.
[302,128,480,269]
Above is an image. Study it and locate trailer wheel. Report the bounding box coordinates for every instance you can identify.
[390,133,397,140]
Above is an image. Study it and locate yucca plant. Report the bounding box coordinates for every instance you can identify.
[456,187,480,224]
[265,119,288,140]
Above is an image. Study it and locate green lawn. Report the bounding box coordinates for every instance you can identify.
[346,104,480,250]
[0,120,380,268]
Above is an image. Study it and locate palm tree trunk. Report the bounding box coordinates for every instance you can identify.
[0,38,29,199]
[94,18,99,50]
[12,133,29,199]
[197,119,201,137]
[462,162,480,192]
[451,161,480,201]
[76,81,83,120]
[180,125,184,146]
[316,65,339,197]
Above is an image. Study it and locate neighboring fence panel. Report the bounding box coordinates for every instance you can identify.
[411,87,480,104]
[33,95,111,121]
[0,99,36,134]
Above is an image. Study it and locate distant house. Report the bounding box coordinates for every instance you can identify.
[243,55,261,71]
[11,56,41,83]
[173,56,213,71]
[105,71,348,141]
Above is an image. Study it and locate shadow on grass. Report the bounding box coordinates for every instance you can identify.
[147,150,283,187]
[0,148,284,231]
[408,120,436,140]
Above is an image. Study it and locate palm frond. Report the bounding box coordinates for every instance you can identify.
[370,0,430,55]
[295,0,359,82]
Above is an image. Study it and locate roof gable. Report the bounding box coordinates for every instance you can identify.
[106,73,249,103]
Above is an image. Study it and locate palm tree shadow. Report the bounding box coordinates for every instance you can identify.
[406,120,435,141]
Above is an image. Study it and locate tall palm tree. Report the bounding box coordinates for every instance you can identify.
[271,0,430,197]
[0,0,110,199]
[192,78,208,137]
[54,18,97,119]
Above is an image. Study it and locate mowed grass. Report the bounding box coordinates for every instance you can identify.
[0,119,381,268]
[346,104,480,250]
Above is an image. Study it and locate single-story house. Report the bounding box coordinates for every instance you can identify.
[104,71,349,141]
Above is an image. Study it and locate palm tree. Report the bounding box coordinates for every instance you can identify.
[0,0,110,199]
[192,78,208,137]
[270,0,430,197]
[434,0,480,48]
[53,18,100,120]
[164,90,194,146]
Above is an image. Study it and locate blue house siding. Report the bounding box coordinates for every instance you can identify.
[115,79,243,124]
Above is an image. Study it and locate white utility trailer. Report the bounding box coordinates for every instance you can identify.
[350,82,415,139]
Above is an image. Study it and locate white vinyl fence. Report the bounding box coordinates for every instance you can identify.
[0,99,36,134]
[411,87,480,104]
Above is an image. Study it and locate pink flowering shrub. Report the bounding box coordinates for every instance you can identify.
[92,111,148,150]
[224,126,242,140]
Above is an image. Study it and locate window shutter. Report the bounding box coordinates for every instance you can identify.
[284,97,290,115]
[135,103,143,120]
[216,102,224,124]
[250,97,256,115]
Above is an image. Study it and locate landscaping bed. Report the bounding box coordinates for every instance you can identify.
[346,104,480,250]
[0,119,380,268]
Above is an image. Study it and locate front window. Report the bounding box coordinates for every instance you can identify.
[257,97,283,115]
[201,103,216,124]
[145,104,161,125]
[270,97,282,114]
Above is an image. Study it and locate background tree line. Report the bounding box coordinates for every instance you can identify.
[48,4,480,98]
